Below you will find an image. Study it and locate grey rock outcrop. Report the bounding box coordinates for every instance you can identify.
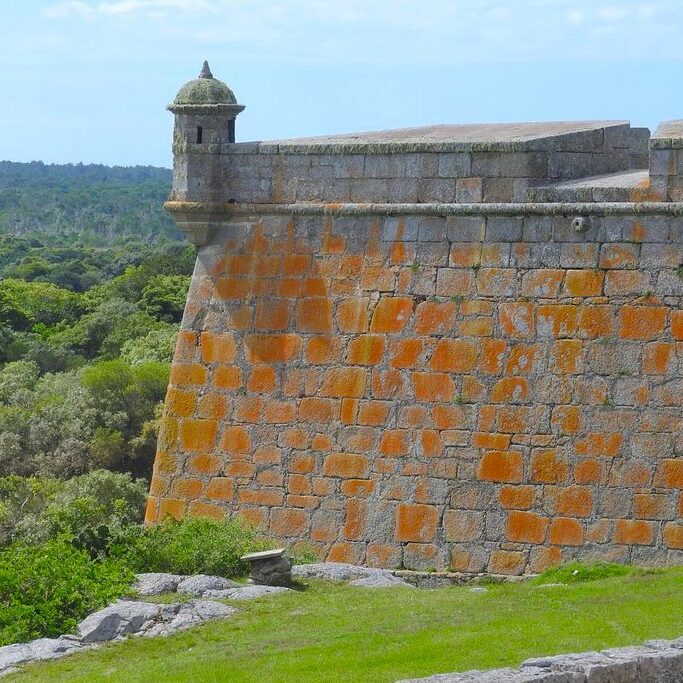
[0,636,83,675]
[133,573,186,596]
[77,599,237,644]
[225,585,291,600]
[78,601,162,643]
[398,638,683,682]
[143,600,236,637]
[292,562,390,582]
[176,575,239,596]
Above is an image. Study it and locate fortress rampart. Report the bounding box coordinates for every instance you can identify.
[146,65,683,574]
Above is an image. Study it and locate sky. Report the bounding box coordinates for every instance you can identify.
[1,0,682,168]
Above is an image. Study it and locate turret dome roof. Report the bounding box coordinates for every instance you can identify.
[169,61,244,114]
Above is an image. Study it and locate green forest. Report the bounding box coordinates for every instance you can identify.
[0,161,194,480]
[0,162,281,648]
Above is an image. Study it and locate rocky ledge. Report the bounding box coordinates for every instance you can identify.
[0,571,295,677]
[399,638,683,682]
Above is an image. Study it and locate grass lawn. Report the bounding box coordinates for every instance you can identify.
[10,568,683,682]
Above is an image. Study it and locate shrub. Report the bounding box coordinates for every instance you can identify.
[42,470,148,555]
[0,470,147,552]
[111,516,270,578]
[0,536,133,646]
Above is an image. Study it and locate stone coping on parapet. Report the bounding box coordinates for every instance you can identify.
[529,169,649,203]
[651,119,683,148]
[227,121,634,155]
[164,200,683,218]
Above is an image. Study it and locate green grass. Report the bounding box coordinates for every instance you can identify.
[10,569,683,683]
[531,560,651,585]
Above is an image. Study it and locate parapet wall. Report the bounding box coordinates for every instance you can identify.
[147,118,683,575]
[172,121,650,205]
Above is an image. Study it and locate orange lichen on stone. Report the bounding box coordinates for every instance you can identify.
[336,298,370,333]
[320,367,367,398]
[370,297,413,333]
[412,372,456,402]
[396,503,437,542]
[499,302,535,338]
[530,449,568,484]
[247,366,277,393]
[499,485,535,510]
[255,300,290,331]
[477,451,524,483]
[552,486,593,518]
[672,311,683,340]
[414,301,456,335]
[619,305,667,340]
[180,419,217,452]
[506,510,549,544]
[613,519,655,545]
[563,270,604,297]
[296,298,333,333]
[213,365,242,390]
[429,339,478,373]
[347,335,385,365]
[244,334,302,363]
[549,518,584,546]
[575,433,623,457]
[322,453,370,478]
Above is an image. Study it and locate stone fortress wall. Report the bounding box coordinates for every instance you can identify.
[146,66,683,575]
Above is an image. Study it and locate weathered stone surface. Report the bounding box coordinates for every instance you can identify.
[292,562,389,582]
[0,636,84,675]
[398,667,574,682]
[176,575,239,596]
[133,573,186,596]
[145,600,237,636]
[78,601,162,643]
[212,585,291,600]
[398,639,683,682]
[241,549,293,587]
[349,574,414,588]
[78,598,237,644]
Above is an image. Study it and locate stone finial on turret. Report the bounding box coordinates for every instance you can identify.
[198,60,213,79]
[167,63,245,117]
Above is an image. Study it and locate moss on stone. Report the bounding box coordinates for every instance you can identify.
[173,78,237,106]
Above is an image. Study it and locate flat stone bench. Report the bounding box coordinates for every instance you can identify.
[241,549,292,587]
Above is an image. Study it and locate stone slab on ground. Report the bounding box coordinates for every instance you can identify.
[176,574,240,596]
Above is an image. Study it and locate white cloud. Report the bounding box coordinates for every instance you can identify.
[45,0,212,18]
[41,0,683,64]
[102,0,212,14]
[45,1,95,18]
